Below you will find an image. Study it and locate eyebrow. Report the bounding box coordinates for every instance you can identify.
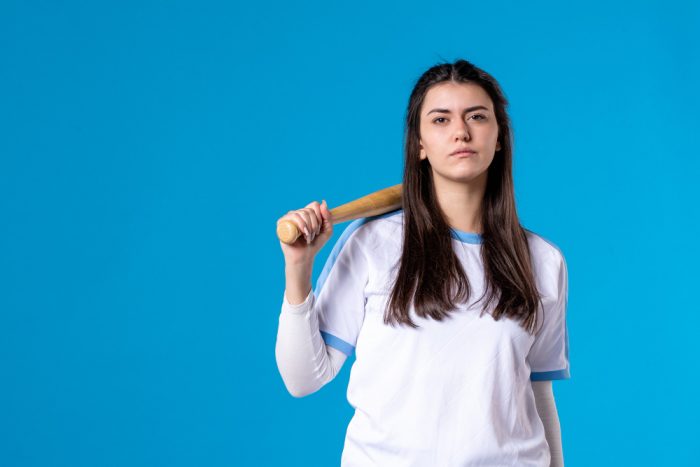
[426,105,490,115]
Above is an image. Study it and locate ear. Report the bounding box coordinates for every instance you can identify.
[496,141,501,152]
[419,140,427,160]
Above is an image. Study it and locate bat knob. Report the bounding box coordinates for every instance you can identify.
[277,220,301,245]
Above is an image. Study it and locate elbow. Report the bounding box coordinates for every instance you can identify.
[275,354,321,398]
[289,390,306,399]
[282,379,321,398]
[275,332,334,399]
[288,387,311,399]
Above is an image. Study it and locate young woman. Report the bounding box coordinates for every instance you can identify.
[275,59,569,467]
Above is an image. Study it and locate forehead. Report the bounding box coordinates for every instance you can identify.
[422,82,493,113]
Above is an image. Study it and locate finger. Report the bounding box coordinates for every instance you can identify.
[306,201,323,235]
[298,209,317,242]
[286,210,312,243]
[300,205,320,241]
[295,208,316,242]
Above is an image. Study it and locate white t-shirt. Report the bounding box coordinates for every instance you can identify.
[283,208,570,466]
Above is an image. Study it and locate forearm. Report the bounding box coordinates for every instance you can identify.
[275,289,346,397]
[284,262,313,305]
[532,380,564,467]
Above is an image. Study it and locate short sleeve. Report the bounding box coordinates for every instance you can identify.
[528,250,570,381]
[313,219,370,358]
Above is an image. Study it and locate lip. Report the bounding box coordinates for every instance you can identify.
[451,149,476,156]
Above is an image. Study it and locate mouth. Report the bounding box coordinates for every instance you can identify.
[451,150,476,157]
[450,147,477,156]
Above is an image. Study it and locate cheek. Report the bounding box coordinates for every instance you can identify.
[419,129,440,149]
[418,126,429,143]
[490,126,500,143]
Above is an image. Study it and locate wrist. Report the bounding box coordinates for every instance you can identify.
[285,258,314,273]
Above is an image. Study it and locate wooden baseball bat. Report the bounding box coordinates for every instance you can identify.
[277,183,403,244]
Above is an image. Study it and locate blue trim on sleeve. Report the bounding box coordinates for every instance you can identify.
[530,368,570,381]
[320,330,355,357]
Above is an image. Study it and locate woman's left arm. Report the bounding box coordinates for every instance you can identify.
[532,380,564,467]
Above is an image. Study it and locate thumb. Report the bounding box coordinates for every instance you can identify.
[320,199,333,221]
[320,200,333,235]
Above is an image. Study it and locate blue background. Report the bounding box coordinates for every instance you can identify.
[2,1,698,465]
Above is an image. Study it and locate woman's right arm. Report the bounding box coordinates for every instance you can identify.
[275,200,348,397]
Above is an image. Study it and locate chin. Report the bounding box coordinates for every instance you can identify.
[431,164,489,184]
[446,169,488,184]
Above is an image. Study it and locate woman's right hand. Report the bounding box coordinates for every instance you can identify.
[278,200,334,266]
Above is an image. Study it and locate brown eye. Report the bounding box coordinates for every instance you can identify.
[433,117,447,124]
[470,114,486,121]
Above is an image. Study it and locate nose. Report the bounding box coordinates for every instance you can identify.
[454,120,470,141]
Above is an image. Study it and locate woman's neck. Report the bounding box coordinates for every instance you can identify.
[432,172,487,234]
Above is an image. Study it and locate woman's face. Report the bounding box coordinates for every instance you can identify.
[418,81,501,185]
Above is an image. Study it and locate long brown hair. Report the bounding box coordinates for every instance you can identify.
[384,59,543,335]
